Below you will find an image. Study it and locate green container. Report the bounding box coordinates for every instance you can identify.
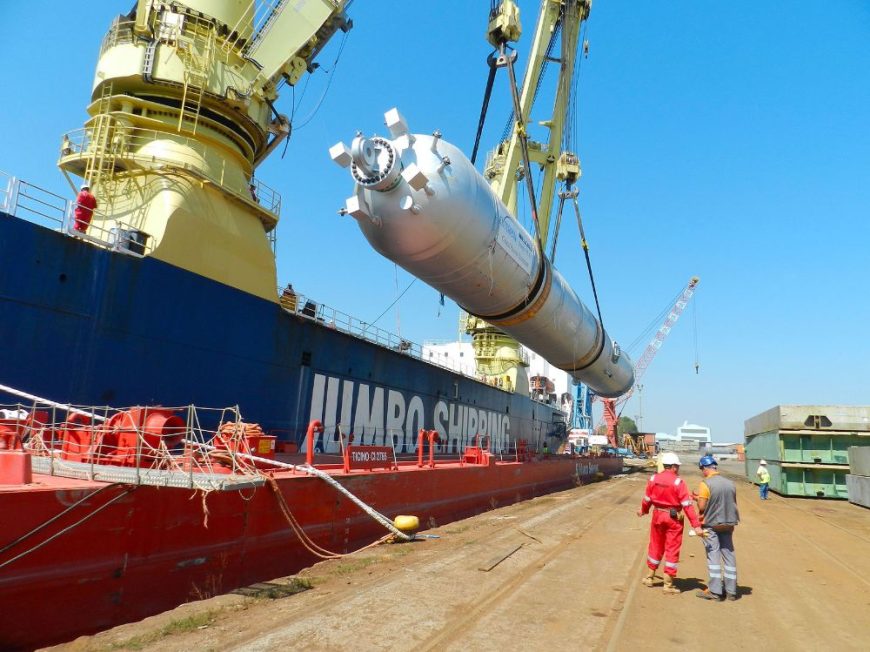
[779,465,848,498]
[744,431,781,462]
[745,431,869,465]
[779,433,868,464]
[744,459,848,498]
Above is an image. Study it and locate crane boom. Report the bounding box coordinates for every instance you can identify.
[598,276,700,446]
[620,275,700,405]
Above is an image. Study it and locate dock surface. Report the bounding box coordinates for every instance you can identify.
[48,461,870,651]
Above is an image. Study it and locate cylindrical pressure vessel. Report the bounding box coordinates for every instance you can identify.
[330,109,634,398]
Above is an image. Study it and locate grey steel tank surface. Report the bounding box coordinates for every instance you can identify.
[330,109,633,398]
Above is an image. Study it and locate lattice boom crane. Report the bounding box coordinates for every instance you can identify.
[600,276,700,446]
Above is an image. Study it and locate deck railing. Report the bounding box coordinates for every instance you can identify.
[0,171,154,257]
[274,292,554,395]
[1,171,555,406]
[60,126,282,217]
[276,288,492,380]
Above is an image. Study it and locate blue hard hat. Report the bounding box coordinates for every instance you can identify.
[698,454,717,468]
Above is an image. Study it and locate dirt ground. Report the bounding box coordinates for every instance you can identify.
[47,461,870,652]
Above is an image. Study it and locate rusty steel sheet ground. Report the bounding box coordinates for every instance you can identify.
[47,461,870,652]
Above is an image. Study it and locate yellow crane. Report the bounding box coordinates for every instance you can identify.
[464,0,592,394]
[58,0,351,300]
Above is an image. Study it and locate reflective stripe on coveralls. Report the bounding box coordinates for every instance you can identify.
[639,470,702,577]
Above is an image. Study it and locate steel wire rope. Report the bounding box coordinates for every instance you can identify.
[497,15,561,144]
[559,3,574,153]
[364,276,418,331]
[570,191,606,335]
[0,483,125,557]
[502,43,545,259]
[0,487,136,570]
[548,5,605,340]
[293,30,349,130]
[567,20,589,153]
[470,57,499,166]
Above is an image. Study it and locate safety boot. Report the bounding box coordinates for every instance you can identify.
[641,569,658,587]
[662,574,680,594]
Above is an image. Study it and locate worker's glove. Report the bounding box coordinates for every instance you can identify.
[697,528,710,539]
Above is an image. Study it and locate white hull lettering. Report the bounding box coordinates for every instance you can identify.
[305,374,515,454]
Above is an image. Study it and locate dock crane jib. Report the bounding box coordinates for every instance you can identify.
[599,276,701,446]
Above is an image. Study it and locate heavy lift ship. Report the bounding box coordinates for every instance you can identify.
[0,1,631,648]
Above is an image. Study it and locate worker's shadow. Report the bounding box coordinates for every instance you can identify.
[676,578,754,597]
[675,577,706,591]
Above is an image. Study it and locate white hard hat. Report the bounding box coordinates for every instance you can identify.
[80,182,90,190]
[661,452,681,466]
[759,459,767,465]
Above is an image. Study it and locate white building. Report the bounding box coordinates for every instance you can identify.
[676,421,712,445]
[422,340,571,402]
[422,341,477,377]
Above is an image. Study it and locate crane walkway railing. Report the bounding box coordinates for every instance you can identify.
[60,125,282,220]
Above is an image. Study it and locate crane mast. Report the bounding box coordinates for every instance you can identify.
[465,0,591,395]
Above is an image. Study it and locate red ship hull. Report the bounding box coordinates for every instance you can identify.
[0,455,621,650]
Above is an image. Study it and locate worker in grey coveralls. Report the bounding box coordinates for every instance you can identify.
[695,455,740,601]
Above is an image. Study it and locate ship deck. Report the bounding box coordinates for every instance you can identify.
[2,452,610,493]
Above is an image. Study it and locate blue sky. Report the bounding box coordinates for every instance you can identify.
[1,1,869,441]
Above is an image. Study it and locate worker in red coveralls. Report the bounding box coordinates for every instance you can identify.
[73,182,97,233]
[636,452,704,594]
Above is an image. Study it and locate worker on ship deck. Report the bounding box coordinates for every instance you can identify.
[637,452,703,594]
[73,182,97,233]
[279,283,298,312]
